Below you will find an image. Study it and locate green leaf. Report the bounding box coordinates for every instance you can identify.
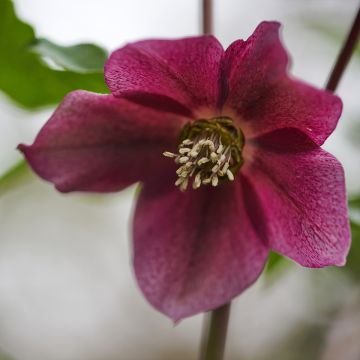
[266,251,285,273]
[31,38,108,73]
[264,252,291,283]
[344,196,360,278]
[304,18,360,59]
[349,196,360,210]
[0,160,30,195]
[346,220,360,277]
[0,0,108,109]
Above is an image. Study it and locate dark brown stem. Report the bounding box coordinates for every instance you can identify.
[202,0,213,35]
[326,6,360,91]
[200,303,231,360]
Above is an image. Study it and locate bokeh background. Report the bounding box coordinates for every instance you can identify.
[0,0,360,359]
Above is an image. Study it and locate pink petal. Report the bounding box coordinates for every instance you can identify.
[19,91,187,192]
[240,77,342,146]
[224,21,342,145]
[243,129,350,267]
[105,36,224,115]
[133,175,269,321]
[224,22,288,112]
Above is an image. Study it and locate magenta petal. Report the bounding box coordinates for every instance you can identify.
[241,77,342,146]
[224,22,342,145]
[133,176,269,321]
[19,91,186,192]
[105,36,224,114]
[224,21,288,112]
[244,129,350,267]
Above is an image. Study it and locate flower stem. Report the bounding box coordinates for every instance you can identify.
[200,303,231,360]
[200,1,232,359]
[202,0,213,35]
[326,6,360,92]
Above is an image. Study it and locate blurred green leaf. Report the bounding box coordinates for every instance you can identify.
[266,251,285,273]
[304,19,360,58]
[0,160,31,195]
[345,195,360,277]
[346,220,360,277]
[0,0,108,109]
[264,252,291,284]
[32,38,108,73]
[349,196,360,210]
[0,352,15,360]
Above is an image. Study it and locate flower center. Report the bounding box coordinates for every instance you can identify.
[163,117,244,191]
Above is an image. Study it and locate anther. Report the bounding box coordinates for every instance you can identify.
[179,178,189,191]
[218,154,226,164]
[226,169,234,181]
[179,148,190,154]
[175,178,184,186]
[205,140,215,152]
[193,173,202,189]
[221,162,229,174]
[216,144,224,154]
[212,175,219,187]
[197,157,209,166]
[210,152,218,162]
[163,151,176,158]
[179,156,189,164]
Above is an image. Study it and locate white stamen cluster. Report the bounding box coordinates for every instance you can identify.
[163,134,235,192]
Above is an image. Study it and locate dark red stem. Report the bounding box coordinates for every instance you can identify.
[202,0,213,35]
[200,303,231,360]
[326,6,360,91]
[200,2,231,360]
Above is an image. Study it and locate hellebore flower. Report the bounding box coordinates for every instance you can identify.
[19,22,350,321]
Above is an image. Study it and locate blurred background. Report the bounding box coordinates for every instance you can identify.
[0,0,359,359]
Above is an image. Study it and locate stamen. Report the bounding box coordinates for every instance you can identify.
[210,152,218,162]
[179,178,189,191]
[197,157,209,166]
[163,151,176,158]
[179,148,190,154]
[175,178,184,186]
[193,173,202,189]
[212,175,219,187]
[179,156,189,164]
[163,117,244,191]
[221,162,229,174]
[226,169,234,181]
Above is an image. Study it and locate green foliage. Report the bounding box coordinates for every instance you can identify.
[349,196,360,209]
[346,195,360,277]
[31,38,108,73]
[0,160,30,195]
[266,251,285,273]
[347,220,360,276]
[263,252,292,282]
[0,0,108,109]
[304,18,360,59]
